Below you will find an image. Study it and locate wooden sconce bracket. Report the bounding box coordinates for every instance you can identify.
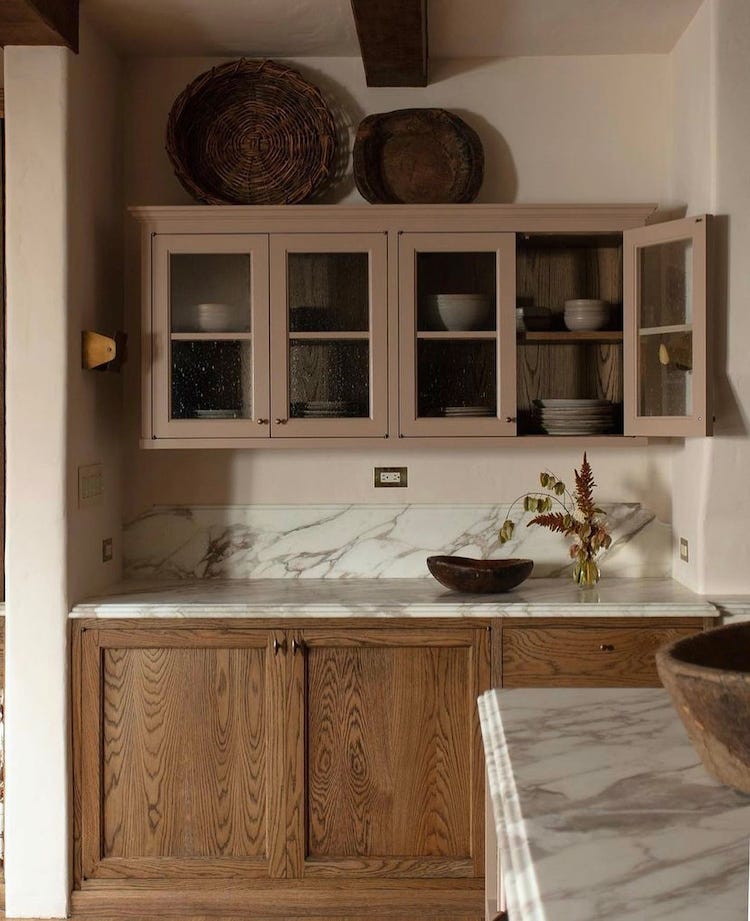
[81,330,127,372]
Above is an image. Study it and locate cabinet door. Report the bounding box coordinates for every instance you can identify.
[76,626,285,882]
[269,234,388,437]
[150,234,270,439]
[286,627,490,879]
[399,233,517,436]
[623,216,712,436]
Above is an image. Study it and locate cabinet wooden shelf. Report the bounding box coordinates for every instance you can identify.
[132,205,712,446]
[518,330,624,343]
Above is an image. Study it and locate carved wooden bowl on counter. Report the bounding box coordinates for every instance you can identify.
[656,621,750,794]
[426,556,534,593]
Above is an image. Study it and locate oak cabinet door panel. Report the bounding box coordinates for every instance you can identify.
[287,628,490,879]
[77,627,285,881]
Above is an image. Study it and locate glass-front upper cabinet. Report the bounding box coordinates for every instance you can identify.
[398,233,517,436]
[269,234,388,437]
[624,216,712,436]
[151,234,270,438]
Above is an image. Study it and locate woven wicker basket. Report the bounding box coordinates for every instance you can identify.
[166,59,337,205]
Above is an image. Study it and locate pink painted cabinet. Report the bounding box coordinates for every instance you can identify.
[144,226,388,444]
[134,206,713,447]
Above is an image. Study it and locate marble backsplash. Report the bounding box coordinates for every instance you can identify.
[123,503,671,580]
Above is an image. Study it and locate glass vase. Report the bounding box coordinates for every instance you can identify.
[573,556,600,588]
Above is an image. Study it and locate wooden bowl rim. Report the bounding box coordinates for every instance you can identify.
[656,620,750,682]
[427,555,534,572]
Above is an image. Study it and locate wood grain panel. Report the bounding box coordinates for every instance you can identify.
[102,645,267,859]
[502,624,701,688]
[0,0,78,50]
[71,883,484,919]
[350,0,428,87]
[517,343,622,411]
[305,643,471,860]
[516,236,622,318]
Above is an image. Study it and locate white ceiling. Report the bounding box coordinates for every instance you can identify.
[83,0,705,58]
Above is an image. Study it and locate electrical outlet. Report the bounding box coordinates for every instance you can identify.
[679,537,689,563]
[374,466,408,488]
[102,538,113,563]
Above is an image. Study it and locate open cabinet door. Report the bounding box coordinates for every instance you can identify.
[623,215,712,436]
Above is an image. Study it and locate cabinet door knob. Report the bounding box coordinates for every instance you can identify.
[273,637,287,656]
[505,416,517,423]
[292,638,305,655]
[599,643,615,652]
[274,418,288,425]
[256,418,269,425]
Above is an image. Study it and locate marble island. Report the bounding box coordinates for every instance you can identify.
[69,576,717,618]
[479,687,750,921]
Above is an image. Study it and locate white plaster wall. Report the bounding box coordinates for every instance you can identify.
[5,46,71,919]
[668,0,716,591]
[123,53,675,522]
[66,18,125,600]
[4,17,124,917]
[698,0,750,592]
[667,0,750,594]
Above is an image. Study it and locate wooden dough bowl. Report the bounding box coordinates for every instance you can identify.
[656,621,750,794]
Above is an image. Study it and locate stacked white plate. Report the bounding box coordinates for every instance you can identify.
[564,299,609,331]
[194,408,240,419]
[534,399,615,434]
[294,400,363,418]
[426,294,493,331]
[442,405,494,417]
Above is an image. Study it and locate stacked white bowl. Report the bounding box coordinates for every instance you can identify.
[563,299,609,331]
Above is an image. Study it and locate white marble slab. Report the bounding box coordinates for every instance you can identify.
[69,576,716,619]
[123,502,671,581]
[479,687,750,921]
[710,597,750,622]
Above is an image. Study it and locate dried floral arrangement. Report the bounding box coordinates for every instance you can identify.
[499,452,612,586]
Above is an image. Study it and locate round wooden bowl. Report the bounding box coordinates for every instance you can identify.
[426,556,533,594]
[656,622,750,794]
[353,108,484,204]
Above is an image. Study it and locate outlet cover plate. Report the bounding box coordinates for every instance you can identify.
[374,466,408,488]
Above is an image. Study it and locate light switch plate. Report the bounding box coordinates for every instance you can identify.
[679,537,689,562]
[78,463,104,508]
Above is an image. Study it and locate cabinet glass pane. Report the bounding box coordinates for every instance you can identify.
[639,240,692,329]
[417,252,496,332]
[417,340,497,417]
[288,253,369,332]
[639,331,693,417]
[289,340,369,418]
[171,341,252,419]
[170,253,251,333]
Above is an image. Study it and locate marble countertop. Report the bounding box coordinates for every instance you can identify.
[69,577,717,619]
[479,687,750,921]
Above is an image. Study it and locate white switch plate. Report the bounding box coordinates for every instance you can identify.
[78,464,104,508]
[679,537,689,563]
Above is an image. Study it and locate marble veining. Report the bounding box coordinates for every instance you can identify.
[123,502,670,581]
[479,687,750,921]
[69,576,716,618]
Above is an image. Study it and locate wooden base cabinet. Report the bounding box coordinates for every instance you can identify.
[72,620,490,920]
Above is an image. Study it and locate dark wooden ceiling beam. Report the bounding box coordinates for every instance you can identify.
[350,0,428,87]
[0,0,79,53]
